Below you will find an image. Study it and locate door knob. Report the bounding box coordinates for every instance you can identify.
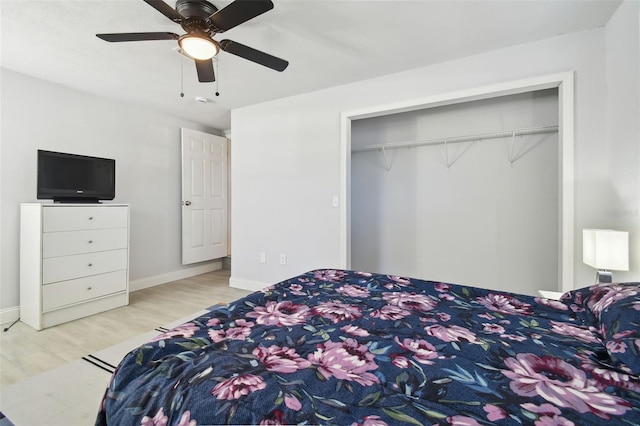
[184,201,192,206]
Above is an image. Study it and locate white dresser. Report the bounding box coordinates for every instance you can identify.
[20,203,130,330]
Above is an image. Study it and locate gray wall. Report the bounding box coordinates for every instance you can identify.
[0,69,222,314]
[350,90,559,294]
[230,2,639,293]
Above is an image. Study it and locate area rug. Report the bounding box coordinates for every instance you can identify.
[0,308,214,426]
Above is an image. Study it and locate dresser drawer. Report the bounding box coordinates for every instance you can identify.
[43,228,128,258]
[42,249,128,284]
[42,270,127,311]
[43,206,128,232]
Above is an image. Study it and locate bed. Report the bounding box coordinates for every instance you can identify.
[96,269,640,425]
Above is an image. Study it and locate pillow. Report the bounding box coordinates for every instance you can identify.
[559,284,601,326]
[579,282,640,374]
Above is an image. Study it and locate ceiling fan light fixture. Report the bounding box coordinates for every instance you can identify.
[179,33,218,60]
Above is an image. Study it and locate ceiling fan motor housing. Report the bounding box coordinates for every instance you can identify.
[176,0,218,20]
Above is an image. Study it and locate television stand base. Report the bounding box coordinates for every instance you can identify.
[53,198,101,204]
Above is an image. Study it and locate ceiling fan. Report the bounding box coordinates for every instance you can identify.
[96,0,288,83]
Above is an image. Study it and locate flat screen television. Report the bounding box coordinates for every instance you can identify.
[37,150,116,203]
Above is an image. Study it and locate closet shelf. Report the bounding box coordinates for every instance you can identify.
[351,125,559,153]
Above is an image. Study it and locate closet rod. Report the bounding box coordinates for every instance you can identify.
[351,125,559,153]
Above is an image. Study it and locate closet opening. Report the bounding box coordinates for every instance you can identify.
[339,73,574,294]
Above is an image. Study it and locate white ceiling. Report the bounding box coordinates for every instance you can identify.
[1,0,621,130]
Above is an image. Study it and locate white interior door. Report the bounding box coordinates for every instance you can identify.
[181,128,228,265]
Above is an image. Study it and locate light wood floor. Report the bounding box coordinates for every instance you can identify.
[0,269,251,386]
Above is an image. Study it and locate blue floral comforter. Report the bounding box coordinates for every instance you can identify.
[96,270,640,425]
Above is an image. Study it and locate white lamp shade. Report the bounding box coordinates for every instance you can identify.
[583,229,629,271]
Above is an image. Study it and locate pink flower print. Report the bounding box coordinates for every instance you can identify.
[206,318,221,327]
[478,312,495,320]
[259,410,286,425]
[387,275,411,286]
[535,297,569,311]
[535,415,575,426]
[312,301,363,323]
[588,285,638,316]
[371,305,410,320]
[336,284,370,298]
[394,337,440,365]
[288,284,306,296]
[571,291,584,304]
[436,312,451,322]
[253,345,311,373]
[313,269,346,282]
[246,301,310,326]
[446,415,482,426]
[606,339,627,353]
[308,338,379,386]
[208,329,226,343]
[208,319,254,342]
[439,293,455,301]
[382,292,438,312]
[500,334,527,342]
[483,404,507,421]
[141,407,168,426]
[521,403,561,416]
[284,394,302,411]
[434,283,451,292]
[579,355,640,392]
[476,293,532,315]
[151,323,199,342]
[352,415,389,426]
[177,411,197,426]
[391,354,410,368]
[549,321,600,343]
[483,323,505,334]
[613,330,636,339]
[225,319,254,340]
[425,324,478,343]
[522,404,573,426]
[502,353,631,418]
[341,325,370,337]
[569,304,585,313]
[211,374,267,400]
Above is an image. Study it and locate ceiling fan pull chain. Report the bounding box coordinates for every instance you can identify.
[215,59,220,97]
[180,55,185,98]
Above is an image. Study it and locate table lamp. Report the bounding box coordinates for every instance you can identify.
[583,229,629,283]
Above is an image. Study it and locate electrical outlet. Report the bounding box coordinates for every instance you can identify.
[332,195,339,207]
[260,252,266,263]
[280,254,287,265]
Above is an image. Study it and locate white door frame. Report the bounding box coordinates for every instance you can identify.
[340,72,574,292]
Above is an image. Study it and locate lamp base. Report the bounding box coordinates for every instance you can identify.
[596,270,613,284]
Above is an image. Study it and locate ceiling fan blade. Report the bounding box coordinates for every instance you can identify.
[220,39,288,71]
[142,0,183,23]
[195,59,215,82]
[209,0,274,33]
[97,32,179,42]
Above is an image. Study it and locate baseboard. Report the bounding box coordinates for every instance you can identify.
[130,260,223,292]
[1,263,223,325]
[229,276,270,292]
[0,306,20,325]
